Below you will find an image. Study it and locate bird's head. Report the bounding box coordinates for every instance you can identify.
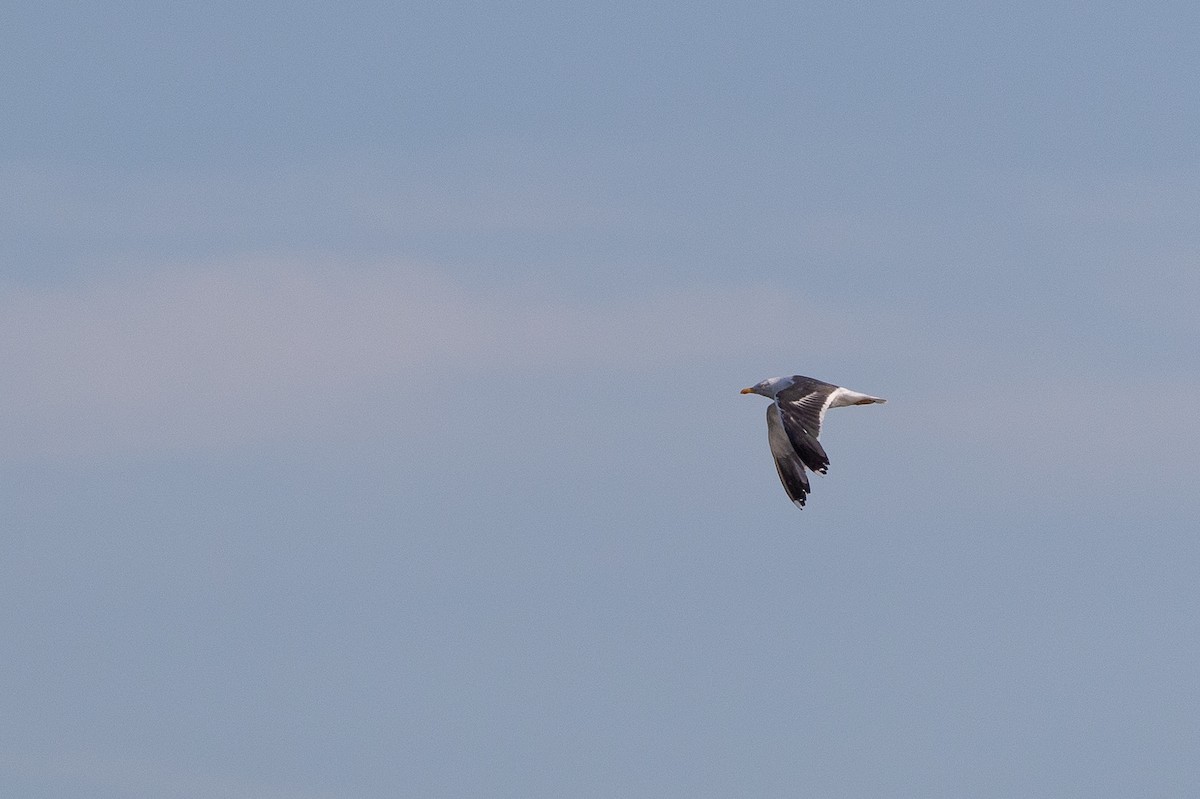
[740,376,793,399]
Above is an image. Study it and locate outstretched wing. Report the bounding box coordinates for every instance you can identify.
[775,376,839,443]
[765,403,811,508]
[773,380,834,477]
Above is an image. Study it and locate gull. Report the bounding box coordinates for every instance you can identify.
[741,375,885,509]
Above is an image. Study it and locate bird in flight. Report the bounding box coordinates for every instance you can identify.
[741,375,885,509]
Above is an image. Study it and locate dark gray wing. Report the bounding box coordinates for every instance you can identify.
[774,377,835,474]
[765,403,811,508]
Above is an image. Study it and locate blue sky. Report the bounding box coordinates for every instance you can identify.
[4,2,1199,797]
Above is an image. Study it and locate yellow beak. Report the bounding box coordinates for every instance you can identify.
[740,387,754,394]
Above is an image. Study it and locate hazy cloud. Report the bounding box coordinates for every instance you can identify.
[1,256,869,458]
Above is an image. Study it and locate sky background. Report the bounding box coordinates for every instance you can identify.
[3,2,1199,797]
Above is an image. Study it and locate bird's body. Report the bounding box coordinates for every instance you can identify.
[741,375,885,509]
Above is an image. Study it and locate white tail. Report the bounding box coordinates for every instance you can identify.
[829,387,886,408]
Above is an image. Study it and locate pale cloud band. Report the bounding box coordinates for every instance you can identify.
[0,257,854,458]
